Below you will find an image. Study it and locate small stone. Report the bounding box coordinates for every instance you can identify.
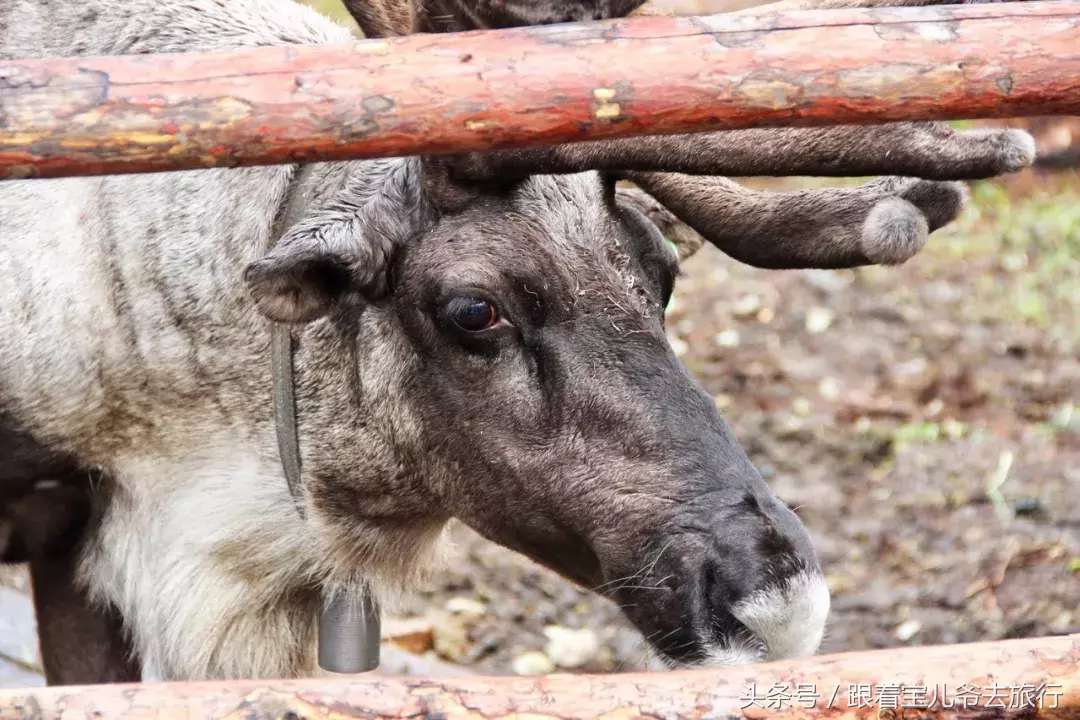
[895,619,922,641]
[805,307,835,334]
[714,329,740,348]
[818,377,840,401]
[775,415,805,438]
[757,307,776,324]
[1013,498,1043,517]
[732,295,762,318]
[892,357,928,378]
[870,487,892,502]
[444,597,486,618]
[512,651,555,676]
[543,626,599,669]
[924,398,944,417]
[793,397,812,417]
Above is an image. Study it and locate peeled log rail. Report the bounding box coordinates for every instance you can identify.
[1,635,1078,719]
[2,2,1080,180]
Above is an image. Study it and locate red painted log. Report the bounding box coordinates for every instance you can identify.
[0,634,1077,719]
[1,2,1080,180]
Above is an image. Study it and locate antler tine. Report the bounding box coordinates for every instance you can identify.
[622,172,967,270]
[448,123,1035,184]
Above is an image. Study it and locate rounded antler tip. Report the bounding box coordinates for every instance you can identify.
[860,197,929,266]
[999,128,1038,173]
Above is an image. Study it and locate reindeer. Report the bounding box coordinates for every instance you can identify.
[0,0,1034,685]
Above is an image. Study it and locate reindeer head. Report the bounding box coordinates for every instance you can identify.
[242,143,831,667]
[242,0,1034,669]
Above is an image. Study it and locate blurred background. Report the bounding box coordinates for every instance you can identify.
[2,0,1078,686]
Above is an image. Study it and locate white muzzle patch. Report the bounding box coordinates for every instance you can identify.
[731,569,831,661]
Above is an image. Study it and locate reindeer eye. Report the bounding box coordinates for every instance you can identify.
[445,297,499,333]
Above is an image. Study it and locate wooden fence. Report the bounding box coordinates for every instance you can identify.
[0,634,1077,718]
[2,1,1079,179]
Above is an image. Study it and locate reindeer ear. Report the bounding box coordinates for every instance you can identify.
[245,155,513,323]
[244,214,394,324]
[615,185,706,263]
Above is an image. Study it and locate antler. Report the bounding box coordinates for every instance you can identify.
[447,123,1035,182]
[621,174,965,269]
[443,121,1029,268]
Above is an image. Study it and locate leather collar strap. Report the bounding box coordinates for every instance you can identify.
[269,165,318,517]
[267,164,381,674]
[272,323,304,516]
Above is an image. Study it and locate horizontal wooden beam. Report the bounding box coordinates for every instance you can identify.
[1,634,1078,719]
[2,2,1079,180]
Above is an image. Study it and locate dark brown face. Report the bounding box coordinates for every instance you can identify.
[382,172,830,667]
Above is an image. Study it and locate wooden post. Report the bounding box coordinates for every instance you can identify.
[2,2,1080,180]
[0,634,1077,719]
